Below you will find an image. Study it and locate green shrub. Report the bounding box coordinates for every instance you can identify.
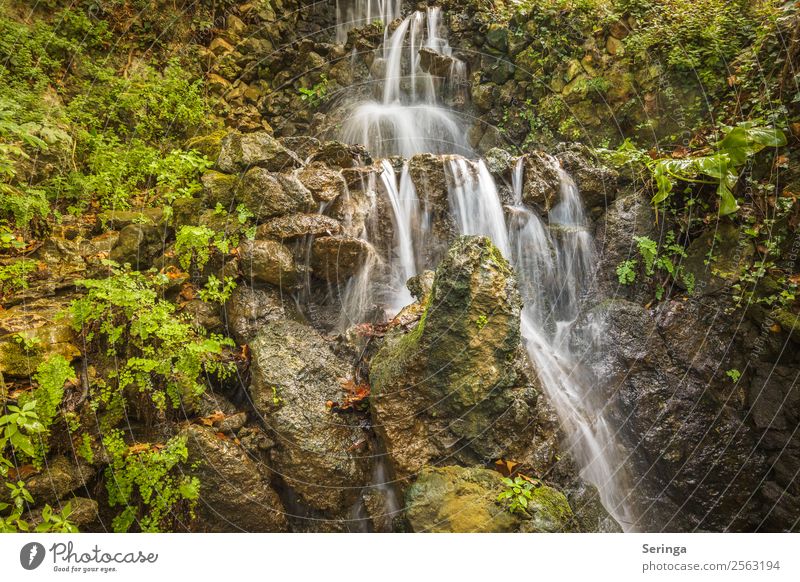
[0,260,37,296]
[623,0,771,90]
[103,430,199,532]
[17,355,76,465]
[70,265,234,414]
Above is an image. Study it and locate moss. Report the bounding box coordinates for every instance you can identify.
[771,308,799,335]
[405,466,519,533]
[369,291,431,397]
[185,129,228,161]
[521,485,575,532]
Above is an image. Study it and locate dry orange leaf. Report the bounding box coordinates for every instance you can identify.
[198,411,226,427]
[9,464,37,480]
[494,458,519,476]
[127,443,152,455]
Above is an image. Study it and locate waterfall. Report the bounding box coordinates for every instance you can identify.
[336,0,402,44]
[340,7,470,157]
[379,159,421,314]
[332,1,634,529]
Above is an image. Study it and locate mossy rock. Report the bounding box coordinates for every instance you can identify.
[405,466,518,532]
[185,129,229,161]
[405,466,575,533]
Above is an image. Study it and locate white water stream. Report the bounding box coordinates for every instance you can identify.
[333,2,634,529]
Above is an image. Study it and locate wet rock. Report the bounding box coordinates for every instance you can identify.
[223,285,286,344]
[181,299,223,333]
[97,208,166,231]
[594,189,656,299]
[310,141,371,169]
[298,161,348,203]
[483,147,515,179]
[370,236,556,482]
[556,144,618,211]
[257,213,342,241]
[278,136,320,160]
[10,456,96,506]
[471,82,496,112]
[680,222,754,296]
[589,299,768,531]
[0,298,80,378]
[310,236,373,282]
[185,129,229,161]
[182,424,288,532]
[405,466,517,532]
[485,24,508,52]
[405,466,574,532]
[235,167,315,220]
[522,151,561,211]
[407,153,453,264]
[109,223,165,270]
[199,170,239,209]
[217,130,302,173]
[418,47,461,78]
[217,411,247,434]
[248,320,368,514]
[239,239,298,288]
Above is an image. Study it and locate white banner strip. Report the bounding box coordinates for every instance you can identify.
[1,533,797,581]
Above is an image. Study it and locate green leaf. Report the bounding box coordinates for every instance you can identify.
[717,180,739,216]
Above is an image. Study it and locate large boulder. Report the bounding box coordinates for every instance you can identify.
[109,223,165,270]
[182,424,288,532]
[0,456,96,506]
[223,285,287,344]
[405,466,574,533]
[0,298,81,378]
[235,168,315,221]
[556,144,618,213]
[298,161,348,203]
[248,320,369,518]
[586,299,768,531]
[679,222,754,296]
[594,189,657,300]
[239,239,298,288]
[257,213,342,241]
[199,170,239,209]
[369,236,557,482]
[217,130,302,173]
[310,236,373,282]
[521,151,561,211]
[309,141,371,169]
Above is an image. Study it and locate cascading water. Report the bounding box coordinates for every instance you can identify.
[335,0,402,44]
[332,1,635,529]
[340,7,470,157]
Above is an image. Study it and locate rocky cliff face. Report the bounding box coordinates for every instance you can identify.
[2,0,798,534]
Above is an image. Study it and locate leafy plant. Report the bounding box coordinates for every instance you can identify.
[0,401,45,461]
[175,225,220,272]
[0,481,34,532]
[616,259,637,284]
[198,275,237,304]
[71,265,235,414]
[0,260,37,296]
[616,234,695,299]
[651,124,786,216]
[36,502,79,533]
[103,430,199,532]
[726,368,742,383]
[597,124,787,216]
[497,476,539,515]
[16,355,75,464]
[299,74,330,108]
